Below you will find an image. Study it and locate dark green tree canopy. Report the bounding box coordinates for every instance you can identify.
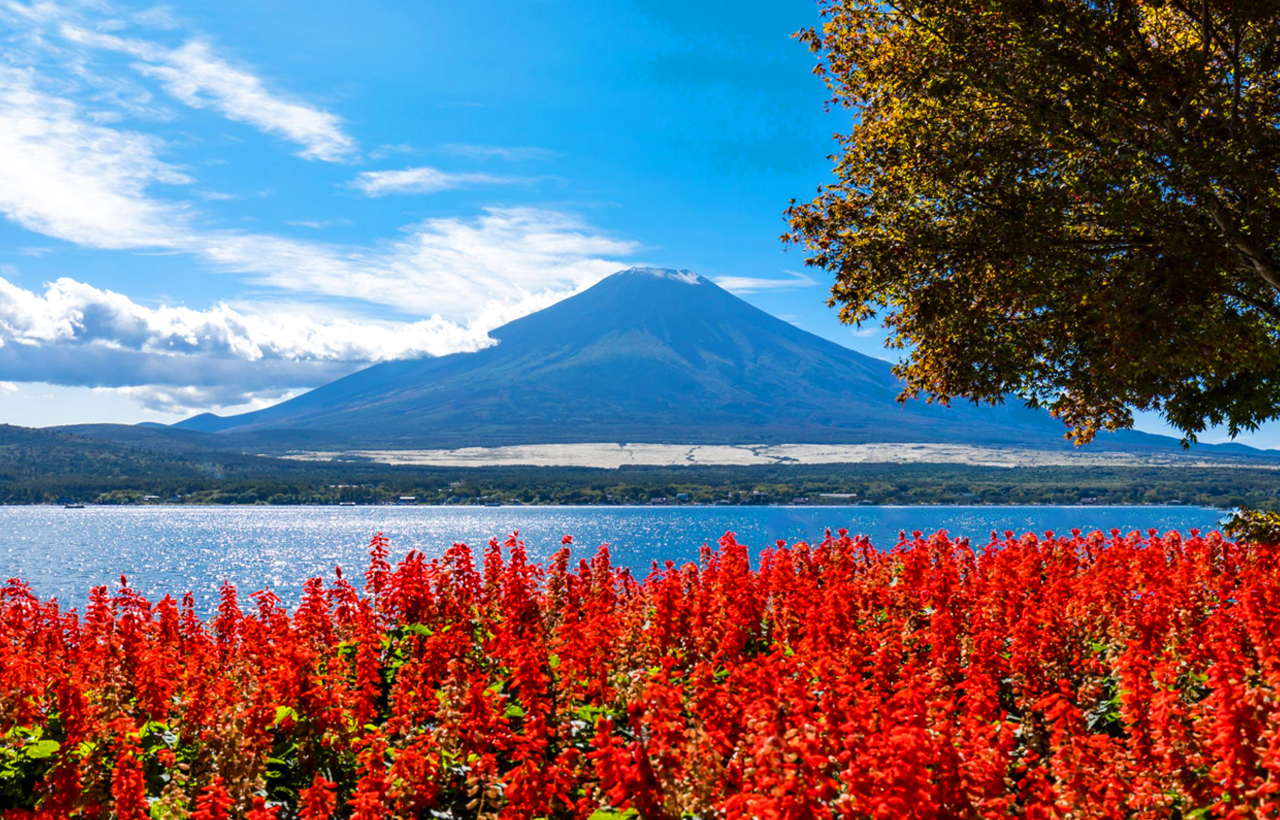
[787,0,1280,443]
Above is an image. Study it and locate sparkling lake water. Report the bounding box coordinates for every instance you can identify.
[0,505,1226,611]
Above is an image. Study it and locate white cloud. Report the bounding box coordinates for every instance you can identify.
[0,203,640,407]
[0,67,635,322]
[103,384,298,415]
[0,274,500,407]
[130,5,180,31]
[713,271,819,294]
[0,65,191,249]
[60,25,357,162]
[369,142,413,160]
[196,208,638,321]
[351,166,527,197]
[441,144,557,162]
[0,275,491,363]
[286,218,352,230]
[1,1,63,27]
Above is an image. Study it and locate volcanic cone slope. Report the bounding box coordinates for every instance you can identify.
[176,268,1103,449]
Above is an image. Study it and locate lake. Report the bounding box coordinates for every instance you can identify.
[0,504,1226,610]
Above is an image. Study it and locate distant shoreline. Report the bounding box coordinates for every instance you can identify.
[27,501,1229,511]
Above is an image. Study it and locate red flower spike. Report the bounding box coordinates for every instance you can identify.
[191,776,234,820]
[299,775,338,820]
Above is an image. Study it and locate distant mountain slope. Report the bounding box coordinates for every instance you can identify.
[54,423,232,454]
[168,268,1256,454]
[0,424,206,482]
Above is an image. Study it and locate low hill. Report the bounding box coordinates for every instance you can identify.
[0,424,199,481]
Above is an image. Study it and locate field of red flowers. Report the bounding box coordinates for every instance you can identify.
[0,526,1278,818]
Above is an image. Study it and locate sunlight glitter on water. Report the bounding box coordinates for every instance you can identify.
[0,505,1225,611]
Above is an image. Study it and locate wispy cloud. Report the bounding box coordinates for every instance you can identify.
[286,218,352,230]
[194,190,236,201]
[103,384,299,415]
[370,142,414,160]
[0,66,635,321]
[351,165,529,197]
[130,5,181,30]
[0,65,191,249]
[0,73,635,402]
[441,143,557,162]
[713,271,818,294]
[198,207,638,320]
[60,25,358,162]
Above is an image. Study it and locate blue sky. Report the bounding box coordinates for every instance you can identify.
[0,0,1271,448]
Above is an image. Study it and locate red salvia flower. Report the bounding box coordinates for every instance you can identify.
[191,776,234,820]
[3,529,1280,817]
[299,774,338,820]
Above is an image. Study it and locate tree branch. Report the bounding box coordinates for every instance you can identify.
[1219,288,1280,323]
[1204,196,1280,292]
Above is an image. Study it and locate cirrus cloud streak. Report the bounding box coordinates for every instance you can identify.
[0,65,191,249]
[60,23,358,162]
[713,271,819,294]
[352,166,529,197]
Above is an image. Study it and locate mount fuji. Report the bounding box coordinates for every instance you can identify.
[169,268,1194,452]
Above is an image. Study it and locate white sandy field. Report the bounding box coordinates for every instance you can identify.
[279,442,1279,470]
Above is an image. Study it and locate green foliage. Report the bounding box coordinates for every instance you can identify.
[787,0,1280,444]
[0,727,60,810]
[1222,507,1280,542]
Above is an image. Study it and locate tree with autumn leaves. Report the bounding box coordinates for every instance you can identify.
[787,0,1280,444]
